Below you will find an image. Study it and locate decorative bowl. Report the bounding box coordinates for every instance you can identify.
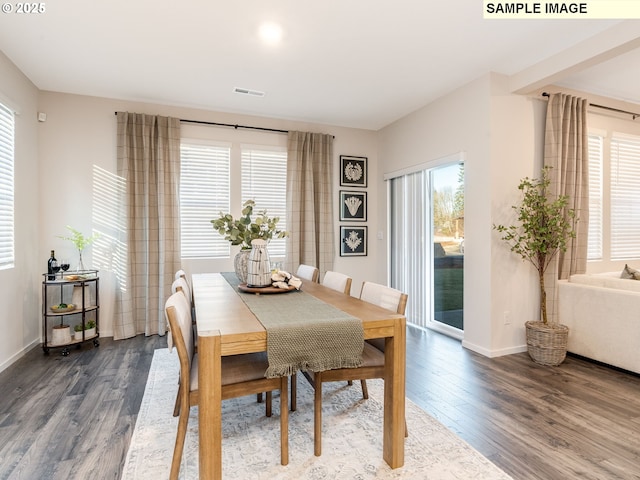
[50,303,75,313]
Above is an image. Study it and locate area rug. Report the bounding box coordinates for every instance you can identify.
[122,349,512,479]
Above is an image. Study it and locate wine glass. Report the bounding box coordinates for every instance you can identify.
[60,260,70,278]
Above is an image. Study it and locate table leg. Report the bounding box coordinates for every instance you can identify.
[383,317,406,468]
[199,331,222,479]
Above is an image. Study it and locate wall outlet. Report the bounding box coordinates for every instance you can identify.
[503,311,511,325]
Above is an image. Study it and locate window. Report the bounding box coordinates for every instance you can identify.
[610,133,640,260]
[241,146,287,257]
[587,129,640,264]
[587,134,603,261]
[179,143,230,258]
[0,102,15,269]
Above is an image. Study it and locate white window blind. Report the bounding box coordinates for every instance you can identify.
[587,134,603,261]
[241,146,287,256]
[0,103,15,269]
[180,143,230,258]
[610,132,640,260]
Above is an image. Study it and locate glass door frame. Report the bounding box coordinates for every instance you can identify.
[385,152,464,341]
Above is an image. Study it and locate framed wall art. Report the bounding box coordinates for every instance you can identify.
[340,155,367,188]
[339,190,367,221]
[340,226,367,257]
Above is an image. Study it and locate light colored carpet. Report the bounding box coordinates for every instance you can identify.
[122,348,512,479]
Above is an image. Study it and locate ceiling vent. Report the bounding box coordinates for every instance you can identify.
[233,87,265,97]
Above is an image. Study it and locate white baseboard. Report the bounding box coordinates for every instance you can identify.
[0,338,40,374]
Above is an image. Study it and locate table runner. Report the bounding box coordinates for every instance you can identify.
[222,272,363,378]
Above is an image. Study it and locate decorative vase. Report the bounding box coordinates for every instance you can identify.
[76,250,86,272]
[72,285,91,308]
[525,321,569,366]
[234,249,251,283]
[246,239,271,287]
[84,327,96,338]
[51,325,71,346]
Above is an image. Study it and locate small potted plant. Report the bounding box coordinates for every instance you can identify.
[84,319,97,338]
[58,225,100,272]
[73,323,84,340]
[74,320,96,340]
[493,166,577,366]
[211,200,288,282]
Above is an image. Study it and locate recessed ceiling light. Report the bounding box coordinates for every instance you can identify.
[258,22,283,46]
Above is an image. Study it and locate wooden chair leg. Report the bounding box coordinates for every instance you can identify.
[280,376,289,465]
[170,402,189,480]
[257,392,263,403]
[347,380,353,385]
[360,379,369,399]
[314,373,322,456]
[266,391,272,417]
[291,373,297,411]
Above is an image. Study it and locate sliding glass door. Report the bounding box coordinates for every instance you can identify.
[388,158,464,335]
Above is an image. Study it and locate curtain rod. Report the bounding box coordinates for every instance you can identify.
[181,118,290,134]
[113,112,289,134]
[542,92,639,120]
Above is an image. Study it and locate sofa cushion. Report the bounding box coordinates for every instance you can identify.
[568,272,640,293]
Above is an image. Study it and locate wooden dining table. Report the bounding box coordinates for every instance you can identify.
[192,272,407,479]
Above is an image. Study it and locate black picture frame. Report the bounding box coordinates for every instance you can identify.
[340,155,367,188]
[339,190,367,221]
[340,226,367,256]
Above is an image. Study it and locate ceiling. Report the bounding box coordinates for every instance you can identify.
[1,2,639,130]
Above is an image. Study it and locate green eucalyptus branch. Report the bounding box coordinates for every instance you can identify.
[211,199,289,250]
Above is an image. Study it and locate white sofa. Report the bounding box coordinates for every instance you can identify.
[558,272,640,374]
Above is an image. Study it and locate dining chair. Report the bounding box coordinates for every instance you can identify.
[174,269,194,309]
[302,281,408,456]
[296,264,319,283]
[321,270,352,295]
[165,292,289,479]
[170,276,197,415]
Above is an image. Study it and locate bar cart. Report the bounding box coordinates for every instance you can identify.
[42,270,100,356]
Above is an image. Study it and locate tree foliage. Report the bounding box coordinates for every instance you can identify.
[493,166,577,324]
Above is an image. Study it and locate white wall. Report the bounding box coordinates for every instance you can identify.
[378,73,548,357]
[0,51,40,372]
[36,92,380,339]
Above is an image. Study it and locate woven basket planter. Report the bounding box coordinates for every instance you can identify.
[525,321,569,366]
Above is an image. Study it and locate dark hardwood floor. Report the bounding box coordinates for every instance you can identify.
[1,326,639,479]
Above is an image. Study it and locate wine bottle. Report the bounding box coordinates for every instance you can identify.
[47,250,57,281]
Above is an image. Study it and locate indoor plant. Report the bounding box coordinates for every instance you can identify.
[58,225,100,272]
[74,319,96,339]
[493,166,577,366]
[211,199,288,282]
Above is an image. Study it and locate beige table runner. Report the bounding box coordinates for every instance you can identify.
[222,272,363,378]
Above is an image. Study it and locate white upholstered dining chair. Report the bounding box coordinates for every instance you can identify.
[165,292,289,479]
[302,281,408,456]
[321,271,352,295]
[174,269,192,303]
[296,264,319,283]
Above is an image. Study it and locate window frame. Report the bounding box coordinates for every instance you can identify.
[0,101,15,270]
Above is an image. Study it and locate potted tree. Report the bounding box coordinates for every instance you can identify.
[494,166,577,366]
[211,199,288,282]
